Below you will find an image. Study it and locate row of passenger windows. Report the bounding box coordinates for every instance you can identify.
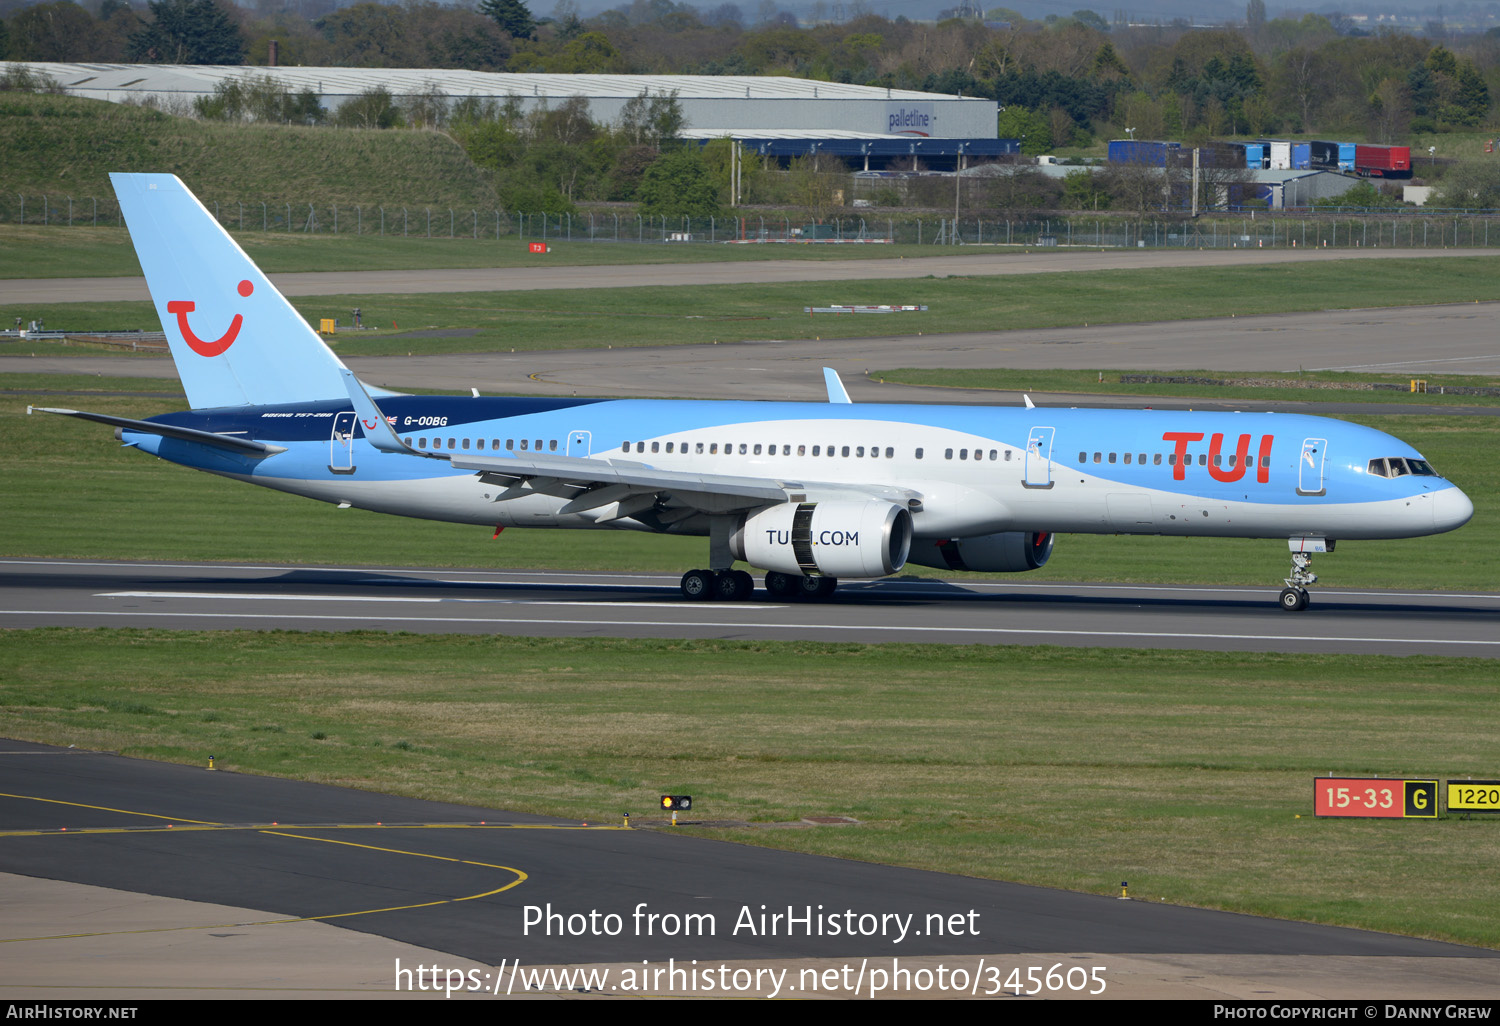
[1078,451,1271,469]
[406,437,556,452]
[620,441,1021,462]
[394,436,1285,473]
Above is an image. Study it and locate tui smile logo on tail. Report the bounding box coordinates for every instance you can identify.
[167,279,253,357]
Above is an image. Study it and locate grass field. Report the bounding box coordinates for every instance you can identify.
[11,256,1500,358]
[3,630,1497,947]
[0,225,962,280]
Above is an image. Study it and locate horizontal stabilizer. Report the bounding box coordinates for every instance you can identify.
[29,407,286,456]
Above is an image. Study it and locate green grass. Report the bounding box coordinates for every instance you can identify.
[3,630,1497,947]
[1,377,1494,591]
[876,367,1500,408]
[0,93,496,216]
[11,257,1500,356]
[0,224,959,279]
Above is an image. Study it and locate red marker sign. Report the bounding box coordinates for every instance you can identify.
[1314,778,1437,818]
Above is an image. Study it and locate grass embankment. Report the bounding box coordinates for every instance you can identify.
[3,630,1497,947]
[9,257,1500,357]
[877,367,1500,408]
[2,377,1494,591]
[0,92,497,217]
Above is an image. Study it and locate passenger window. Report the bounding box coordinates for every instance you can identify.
[754,444,762,455]
[886,447,894,458]
[856,446,865,457]
[841,446,850,457]
[739,443,747,455]
[1198,454,1207,466]
[417,437,426,448]
[520,439,528,450]
[915,448,924,459]
[1138,453,1145,464]
[696,443,704,454]
[812,445,820,456]
[945,448,954,460]
[448,437,456,449]
[1153,453,1161,465]
[549,440,557,452]
[710,443,718,454]
[636,442,645,453]
[1124,453,1132,464]
[506,439,514,450]
[1108,453,1116,464]
[1079,452,1087,463]
[404,437,413,447]
[1093,452,1101,463]
[960,449,968,460]
[798,445,806,456]
[666,442,673,453]
[463,438,471,450]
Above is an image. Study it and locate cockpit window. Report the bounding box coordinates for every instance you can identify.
[1369,457,1438,478]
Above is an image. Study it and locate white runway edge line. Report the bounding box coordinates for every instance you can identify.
[96,591,784,610]
[5,609,1500,646]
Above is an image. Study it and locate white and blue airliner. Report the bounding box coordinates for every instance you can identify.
[35,174,1474,611]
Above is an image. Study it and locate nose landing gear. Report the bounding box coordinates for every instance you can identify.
[1278,544,1325,612]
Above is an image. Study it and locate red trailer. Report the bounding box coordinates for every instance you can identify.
[1354,145,1412,178]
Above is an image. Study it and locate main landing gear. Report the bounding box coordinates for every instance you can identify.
[679,569,839,601]
[1278,551,1318,613]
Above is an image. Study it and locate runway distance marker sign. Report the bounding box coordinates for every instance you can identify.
[1446,779,1500,815]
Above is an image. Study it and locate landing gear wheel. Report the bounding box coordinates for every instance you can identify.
[764,571,799,599]
[714,569,754,601]
[681,569,713,601]
[1279,587,1309,612]
[797,575,839,601]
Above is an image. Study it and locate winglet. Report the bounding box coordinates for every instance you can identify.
[823,367,852,404]
[1023,394,1036,409]
[338,368,441,459]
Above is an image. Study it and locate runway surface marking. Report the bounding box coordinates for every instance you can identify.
[0,788,530,941]
[6,607,1499,648]
[96,590,785,610]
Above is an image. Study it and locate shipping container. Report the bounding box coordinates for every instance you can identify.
[1309,140,1340,170]
[1291,143,1311,170]
[1107,140,1181,166]
[1262,140,1292,170]
[1354,144,1412,178]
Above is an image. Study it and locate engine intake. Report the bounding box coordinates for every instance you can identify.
[732,501,912,578]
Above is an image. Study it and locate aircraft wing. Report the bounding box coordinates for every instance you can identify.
[448,451,921,519]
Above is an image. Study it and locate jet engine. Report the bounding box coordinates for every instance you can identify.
[732,501,912,578]
[906,531,1054,573]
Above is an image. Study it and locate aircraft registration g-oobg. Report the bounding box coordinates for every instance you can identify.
[35,174,1473,611]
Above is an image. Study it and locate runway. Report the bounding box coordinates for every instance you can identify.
[2,738,1494,1000]
[9,302,1500,409]
[3,558,1497,657]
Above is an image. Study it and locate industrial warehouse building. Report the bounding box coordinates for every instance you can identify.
[4,63,1006,168]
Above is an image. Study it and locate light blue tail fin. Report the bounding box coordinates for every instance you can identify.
[112,173,350,410]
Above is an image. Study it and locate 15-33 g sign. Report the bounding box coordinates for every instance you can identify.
[1314,778,1437,818]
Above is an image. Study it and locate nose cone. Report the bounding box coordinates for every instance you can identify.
[1432,486,1475,533]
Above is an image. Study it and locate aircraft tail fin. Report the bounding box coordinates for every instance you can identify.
[111,173,351,410]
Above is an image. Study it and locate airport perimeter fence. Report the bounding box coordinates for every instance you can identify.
[4,194,1500,251]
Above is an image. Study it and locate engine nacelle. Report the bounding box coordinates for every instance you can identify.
[906,531,1054,573]
[732,501,912,578]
